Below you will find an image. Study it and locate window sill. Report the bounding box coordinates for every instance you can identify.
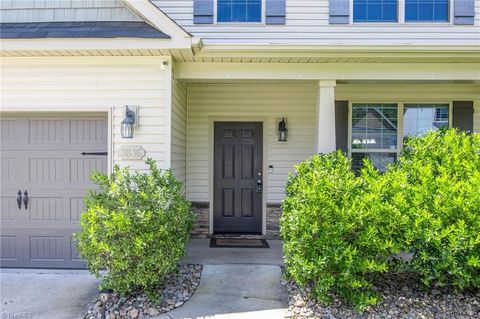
[215,22,264,26]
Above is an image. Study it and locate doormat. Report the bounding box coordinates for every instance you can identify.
[210,238,270,248]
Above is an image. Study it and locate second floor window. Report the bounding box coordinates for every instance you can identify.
[405,0,449,22]
[353,0,398,22]
[217,0,262,23]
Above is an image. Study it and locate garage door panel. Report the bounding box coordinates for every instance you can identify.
[69,157,107,183]
[1,113,107,269]
[70,118,108,144]
[28,118,66,144]
[1,235,18,261]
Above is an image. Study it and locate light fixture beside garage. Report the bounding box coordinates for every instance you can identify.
[121,106,138,139]
[278,118,288,142]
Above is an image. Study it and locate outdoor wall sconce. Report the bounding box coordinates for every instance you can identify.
[278,118,288,142]
[121,106,137,139]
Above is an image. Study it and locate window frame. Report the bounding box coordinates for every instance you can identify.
[214,0,265,25]
[351,0,400,24]
[350,0,453,25]
[348,101,453,167]
[404,0,451,23]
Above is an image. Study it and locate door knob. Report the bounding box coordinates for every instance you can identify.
[16,190,22,209]
[23,191,29,210]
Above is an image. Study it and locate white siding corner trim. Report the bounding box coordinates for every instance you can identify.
[171,80,188,183]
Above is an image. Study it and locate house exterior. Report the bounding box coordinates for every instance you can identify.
[0,0,479,268]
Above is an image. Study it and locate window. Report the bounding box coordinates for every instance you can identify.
[217,0,262,23]
[352,153,397,172]
[403,104,449,137]
[351,103,398,171]
[353,0,398,22]
[349,102,451,172]
[405,0,449,22]
[351,103,398,150]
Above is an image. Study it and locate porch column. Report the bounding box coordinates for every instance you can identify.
[315,80,337,153]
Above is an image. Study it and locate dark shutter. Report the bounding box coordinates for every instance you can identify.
[335,100,349,153]
[266,0,286,24]
[329,0,350,24]
[454,0,475,25]
[453,101,474,132]
[194,0,214,24]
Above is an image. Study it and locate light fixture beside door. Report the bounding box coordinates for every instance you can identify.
[121,106,139,139]
[278,117,288,142]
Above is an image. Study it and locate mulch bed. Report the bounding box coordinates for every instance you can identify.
[283,272,480,319]
[84,264,202,319]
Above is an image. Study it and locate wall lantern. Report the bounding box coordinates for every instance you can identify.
[278,118,288,142]
[121,106,137,139]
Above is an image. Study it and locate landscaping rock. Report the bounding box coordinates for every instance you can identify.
[84,264,202,319]
[284,272,480,319]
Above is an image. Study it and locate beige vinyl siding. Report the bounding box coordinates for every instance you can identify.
[153,0,480,46]
[186,82,317,203]
[0,0,141,22]
[0,56,169,171]
[171,81,187,183]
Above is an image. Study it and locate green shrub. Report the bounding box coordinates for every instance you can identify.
[76,159,194,298]
[395,129,480,289]
[281,129,480,310]
[280,151,408,309]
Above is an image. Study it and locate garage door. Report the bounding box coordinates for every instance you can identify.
[1,113,108,268]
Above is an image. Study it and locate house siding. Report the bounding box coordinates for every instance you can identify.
[153,0,480,45]
[186,82,317,203]
[1,56,169,172]
[171,80,188,183]
[0,0,141,22]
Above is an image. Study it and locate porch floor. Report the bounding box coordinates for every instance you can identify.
[180,239,284,266]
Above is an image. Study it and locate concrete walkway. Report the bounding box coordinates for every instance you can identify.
[155,264,288,319]
[0,269,99,319]
[0,239,287,319]
[181,239,284,266]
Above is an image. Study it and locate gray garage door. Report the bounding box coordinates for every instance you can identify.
[1,113,108,268]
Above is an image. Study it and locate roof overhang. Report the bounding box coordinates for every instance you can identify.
[0,0,198,56]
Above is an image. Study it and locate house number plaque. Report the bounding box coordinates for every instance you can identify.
[118,145,146,160]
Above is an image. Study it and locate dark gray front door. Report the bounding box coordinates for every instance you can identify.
[214,122,263,233]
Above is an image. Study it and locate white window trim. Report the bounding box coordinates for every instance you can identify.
[350,0,453,25]
[348,101,453,160]
[214,0,265,25]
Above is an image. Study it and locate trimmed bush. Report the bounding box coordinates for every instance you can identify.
[280,151,408,309]
[395,129,480,289]
[280,129,480,310]
[76,159,194,298]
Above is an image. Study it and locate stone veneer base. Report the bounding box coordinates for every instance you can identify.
[189,202,282,239]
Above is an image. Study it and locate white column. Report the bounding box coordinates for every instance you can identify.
[315,80,337,153]
[474,100,480,133]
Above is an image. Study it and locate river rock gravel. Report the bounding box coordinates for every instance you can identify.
[283,272,480,319]
[84,264,202,319]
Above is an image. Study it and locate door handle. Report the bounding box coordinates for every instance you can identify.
[256,179,263,193]
[17,190,22,209]
[23,190,29,210]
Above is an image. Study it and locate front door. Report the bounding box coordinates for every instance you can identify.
[214,122,263,233]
